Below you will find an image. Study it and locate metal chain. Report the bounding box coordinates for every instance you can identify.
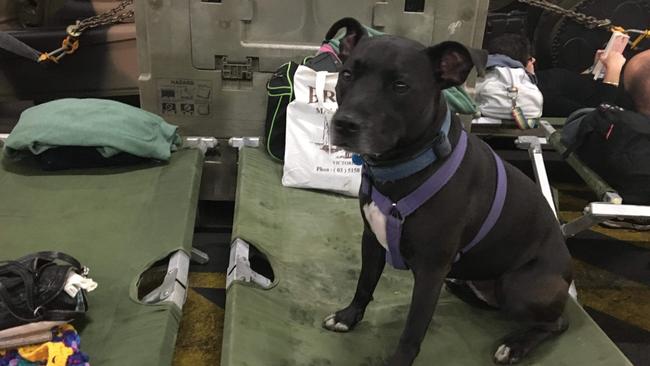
[517,0,611,29]
[67,0,134,37]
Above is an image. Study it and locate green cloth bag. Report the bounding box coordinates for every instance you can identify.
[327,25,385,53]
[443,86,479,115]
[4,98,182,161]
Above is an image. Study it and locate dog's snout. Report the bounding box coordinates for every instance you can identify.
[333,118,361,134]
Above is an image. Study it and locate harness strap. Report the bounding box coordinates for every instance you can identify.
[362,131,469,269]
[454,151,507,262]
[361,131,508,270]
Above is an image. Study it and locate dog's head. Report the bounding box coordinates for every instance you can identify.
[329,18,486,159]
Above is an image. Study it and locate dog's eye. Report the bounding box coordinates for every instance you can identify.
[393,81,410,94]
[341,70,353,81]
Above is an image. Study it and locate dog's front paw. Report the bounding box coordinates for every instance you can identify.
[322,313,351,332]
[493,344,521,365]
[322,306,364,332]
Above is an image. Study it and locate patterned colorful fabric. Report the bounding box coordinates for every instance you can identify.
[0,325,89,366]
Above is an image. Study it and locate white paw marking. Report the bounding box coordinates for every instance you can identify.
[494,344,511,363]
[323,313,350,332]
[362,202,388,250]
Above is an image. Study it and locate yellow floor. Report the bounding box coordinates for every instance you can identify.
[173,273,226,366]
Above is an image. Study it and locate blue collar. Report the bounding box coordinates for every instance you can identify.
[354,108,453,182]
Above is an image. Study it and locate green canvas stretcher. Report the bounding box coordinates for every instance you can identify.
[0,149,203,366]
[222,147,632,366]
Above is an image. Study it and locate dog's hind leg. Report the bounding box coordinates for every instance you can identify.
[493,317,568,364]
[493,262,571,364]
[323,229,386,332]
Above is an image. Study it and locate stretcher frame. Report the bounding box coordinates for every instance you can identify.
[0,134,217,312]
[222,146,633,365]
[515,120,650,238]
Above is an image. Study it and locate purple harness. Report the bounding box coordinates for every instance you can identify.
[360,131,508,270]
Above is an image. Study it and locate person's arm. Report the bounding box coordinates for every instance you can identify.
[584,49,626,105]
[599,51,627,86]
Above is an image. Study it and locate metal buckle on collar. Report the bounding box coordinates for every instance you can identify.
[390,203,404,222]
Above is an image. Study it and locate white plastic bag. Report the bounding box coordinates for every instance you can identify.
[282,65,361,196]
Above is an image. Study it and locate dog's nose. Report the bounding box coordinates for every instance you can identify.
[333,117,361,134]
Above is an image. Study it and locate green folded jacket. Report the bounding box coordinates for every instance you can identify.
[4,98,182,161]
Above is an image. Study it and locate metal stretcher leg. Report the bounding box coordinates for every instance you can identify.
[519,122,650,298]
[514,136,557,216]
[226,238,272,290]
[563,203,650,238]
[141,251,190,310]
[190,248,210,264]
[515,135,577,299]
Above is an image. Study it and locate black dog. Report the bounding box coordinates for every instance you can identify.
[322,18,572,365]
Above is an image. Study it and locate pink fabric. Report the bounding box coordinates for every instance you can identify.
[318,43,341,63]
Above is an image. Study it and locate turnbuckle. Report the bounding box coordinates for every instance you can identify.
[38,35,80,63]
[629,29,650,50]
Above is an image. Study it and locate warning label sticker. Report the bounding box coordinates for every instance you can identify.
[157,79,212,117]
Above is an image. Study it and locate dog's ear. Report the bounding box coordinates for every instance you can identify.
[325,17,367,62]
[426,41,486,88]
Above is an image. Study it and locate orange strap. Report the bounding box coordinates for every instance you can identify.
[630,30,650,50]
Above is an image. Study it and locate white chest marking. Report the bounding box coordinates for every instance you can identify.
[362,202,389,250]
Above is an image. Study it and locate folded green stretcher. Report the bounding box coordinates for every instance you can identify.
[223,147,632,366]
[0,149,203,366]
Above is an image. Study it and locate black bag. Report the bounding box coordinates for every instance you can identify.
[0,252,89,331]
[264,52,342,161]
[264,61,300,161]
[561,104,650,204]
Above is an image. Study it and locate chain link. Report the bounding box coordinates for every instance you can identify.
[517,0,611,29]
[68,0,134,37]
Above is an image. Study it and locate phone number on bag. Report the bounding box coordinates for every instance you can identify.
[316,166,362,174]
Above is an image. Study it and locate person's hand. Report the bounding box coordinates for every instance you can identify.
[599,50,627,85]
[599,51,627,73]
[597,33,629,85]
